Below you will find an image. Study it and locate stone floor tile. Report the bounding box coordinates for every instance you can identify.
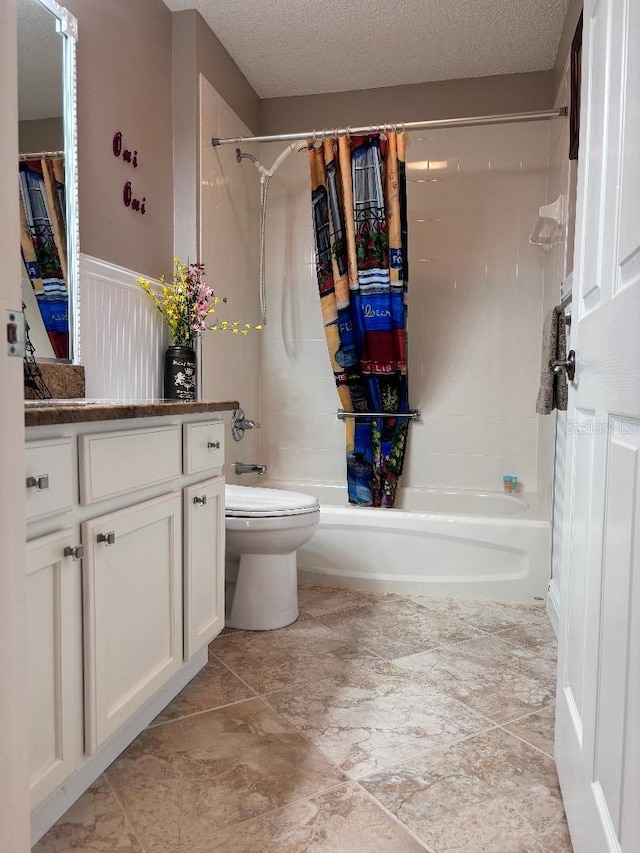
[174,783,426,852]
[298,584,402,617]
[106,698,344,852]
[411,595,548,635]
[265,659,490,779]
[361,728,572,852]
[318,597,483,659]
[210,617,379,693]
[394,635,556,724]
[32,776,143,853]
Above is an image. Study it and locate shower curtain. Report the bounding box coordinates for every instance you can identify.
[309,132,409,507]
[19,157,68,359]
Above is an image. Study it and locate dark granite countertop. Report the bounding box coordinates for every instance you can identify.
[25,399,239,427]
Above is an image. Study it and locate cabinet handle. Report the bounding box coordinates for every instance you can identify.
[63,544,84,561]
[207,441,220,450]
[97,531,116,546]
[193,495,207,505]
[26,474,49,491]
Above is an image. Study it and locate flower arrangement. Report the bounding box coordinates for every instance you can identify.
[138,258,260,347]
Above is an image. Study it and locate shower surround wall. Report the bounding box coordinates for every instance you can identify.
[258,122,552,495]
[199,78,262,483]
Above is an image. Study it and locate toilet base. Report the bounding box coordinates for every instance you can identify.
[226,552,299,631]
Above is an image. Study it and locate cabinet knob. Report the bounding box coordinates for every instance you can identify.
[26,474,49,491]
[63,544,84,561]
[97,531,116,546]
[207,441,220,450]
[193,495,207,505]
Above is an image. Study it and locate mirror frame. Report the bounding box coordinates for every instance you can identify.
[31,0,80,362]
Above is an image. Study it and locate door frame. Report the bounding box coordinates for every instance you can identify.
[0,0,31,849]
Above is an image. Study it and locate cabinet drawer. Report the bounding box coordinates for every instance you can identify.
[25,437,74,521]
[79,425,181,505]
[183,420,224,475]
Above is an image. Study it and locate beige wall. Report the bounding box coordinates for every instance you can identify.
[260,70,556,136]
[19,117,63,153]
[199,78,261,475]
[0,0,30,848]
[65,0,174,278]
[195,12,260,134]
[172,10,260,262]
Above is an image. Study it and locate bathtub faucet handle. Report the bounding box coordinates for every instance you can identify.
[232,407,262,441]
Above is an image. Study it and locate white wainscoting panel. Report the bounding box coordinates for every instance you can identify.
[79,255,166,400]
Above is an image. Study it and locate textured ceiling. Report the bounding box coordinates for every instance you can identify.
[164,0,570,98]
[17,0,63,121]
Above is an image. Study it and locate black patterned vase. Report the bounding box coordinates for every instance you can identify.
[164,345,196,401]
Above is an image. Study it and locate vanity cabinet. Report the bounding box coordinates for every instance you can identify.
[25,405,234,837]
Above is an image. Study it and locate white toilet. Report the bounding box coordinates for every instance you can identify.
[224,484,320,630]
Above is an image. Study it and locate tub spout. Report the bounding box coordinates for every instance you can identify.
[235,462,267,476]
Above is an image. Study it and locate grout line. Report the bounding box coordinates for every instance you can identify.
[355,782,436,852]
[498,724,556,761]
[208,649,264,695]
[497,702,556,728]
[146,694,260,729]
[103,773,151,853]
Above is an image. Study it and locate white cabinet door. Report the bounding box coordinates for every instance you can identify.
[184,476,225,660]
[82,492,182,753]
[26,529,83,809]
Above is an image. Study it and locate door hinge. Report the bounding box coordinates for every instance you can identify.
[6,309,26,358]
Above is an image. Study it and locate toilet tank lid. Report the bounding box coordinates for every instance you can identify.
[225,484,320,515]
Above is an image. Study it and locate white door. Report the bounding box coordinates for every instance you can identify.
[82,491,182,753]
[183,475,225,660]
[555,0,640,850]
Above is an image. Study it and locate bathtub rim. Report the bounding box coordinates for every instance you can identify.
[260,479,551,523]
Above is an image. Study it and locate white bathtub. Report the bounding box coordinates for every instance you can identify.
[266,482,551,603]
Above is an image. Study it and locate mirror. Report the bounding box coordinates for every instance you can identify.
[17,0,79,362]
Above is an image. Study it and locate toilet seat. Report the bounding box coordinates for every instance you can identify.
[225,484,320,518]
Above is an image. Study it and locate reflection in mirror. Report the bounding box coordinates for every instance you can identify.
[17,0,79,363]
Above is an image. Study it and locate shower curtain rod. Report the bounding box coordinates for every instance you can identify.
[19,150,64,161]
[212,107,567,146]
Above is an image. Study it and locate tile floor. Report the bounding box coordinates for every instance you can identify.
[33,586,572,852]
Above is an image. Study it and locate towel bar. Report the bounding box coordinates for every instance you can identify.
[337,408,421,421]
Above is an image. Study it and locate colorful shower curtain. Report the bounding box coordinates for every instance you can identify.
[19,157,69,359]
[309,133,410,507]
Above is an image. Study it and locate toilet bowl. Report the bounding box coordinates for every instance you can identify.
[224,484,320,630]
